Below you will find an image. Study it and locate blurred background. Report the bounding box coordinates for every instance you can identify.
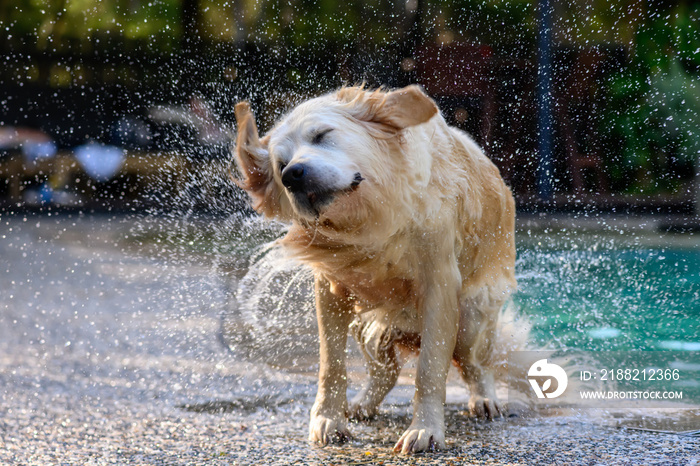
[0,0,698,215]
[1,5,699,462]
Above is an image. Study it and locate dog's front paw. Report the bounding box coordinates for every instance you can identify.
[309,414,351,445]
[468,395,504,419]
[393,423,445,454]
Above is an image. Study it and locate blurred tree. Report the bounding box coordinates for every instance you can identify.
[181,0,202,50]
[2,0,680,55]
[438,0,536,56]
[552,0,643,46]
[602,1,700,194]
[0,0,180,52]
[1,0,697,198]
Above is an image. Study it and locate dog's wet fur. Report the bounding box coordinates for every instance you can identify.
[233,86,520,453]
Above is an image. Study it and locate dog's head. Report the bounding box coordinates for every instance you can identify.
[233,85,438,229]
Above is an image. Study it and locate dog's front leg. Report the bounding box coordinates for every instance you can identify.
[394,263,460,454]
[309,275,354,445]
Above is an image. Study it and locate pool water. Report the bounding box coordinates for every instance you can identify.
[146,217,700,405]
[159,217,699,360]
[515,230,700,352]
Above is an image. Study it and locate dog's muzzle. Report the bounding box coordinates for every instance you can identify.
[281,163,363,216]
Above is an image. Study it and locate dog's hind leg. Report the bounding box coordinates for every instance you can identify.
[453,298,505,419]
[348,334,400,420]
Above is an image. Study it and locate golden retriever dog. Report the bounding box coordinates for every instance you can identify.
[232,85,517,454]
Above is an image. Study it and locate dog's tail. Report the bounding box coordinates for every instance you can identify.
[489,304,543,414]
[491,303,602,412]
[490,301,532,387]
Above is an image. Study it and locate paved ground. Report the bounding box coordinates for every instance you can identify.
[0,212,698,465]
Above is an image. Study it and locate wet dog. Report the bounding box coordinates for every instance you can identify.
[232,86,518,453]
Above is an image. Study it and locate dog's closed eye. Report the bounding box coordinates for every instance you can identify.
[311,129,333,145]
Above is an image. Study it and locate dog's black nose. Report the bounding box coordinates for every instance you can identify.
[281,163,307,192]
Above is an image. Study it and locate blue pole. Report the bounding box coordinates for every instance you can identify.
[537,0,553,201]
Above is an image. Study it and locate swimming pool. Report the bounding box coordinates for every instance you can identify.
[515,228,700,352]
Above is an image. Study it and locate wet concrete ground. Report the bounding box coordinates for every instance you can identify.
[0,212,698,465]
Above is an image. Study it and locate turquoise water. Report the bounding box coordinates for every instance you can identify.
[208,221,700,402]
[164,219,699,356]
[515,230,700,352]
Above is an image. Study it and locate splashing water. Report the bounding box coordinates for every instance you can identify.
[211,220,700,368]
[231,241,319,370]
[515,229,700,353]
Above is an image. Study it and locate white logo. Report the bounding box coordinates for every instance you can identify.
[527,359,568,399]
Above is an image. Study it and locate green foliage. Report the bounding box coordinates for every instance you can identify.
[1,0,181,51]
[602,3,700,193]
[257,0,367,45]
[3,0,697,197]
[440,0,536,55]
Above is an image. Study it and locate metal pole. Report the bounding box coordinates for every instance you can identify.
[537,0,553,202]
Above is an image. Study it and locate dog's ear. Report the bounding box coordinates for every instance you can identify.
[339,85,438,132]
[378,85,438,130]
[233,102,274,211]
